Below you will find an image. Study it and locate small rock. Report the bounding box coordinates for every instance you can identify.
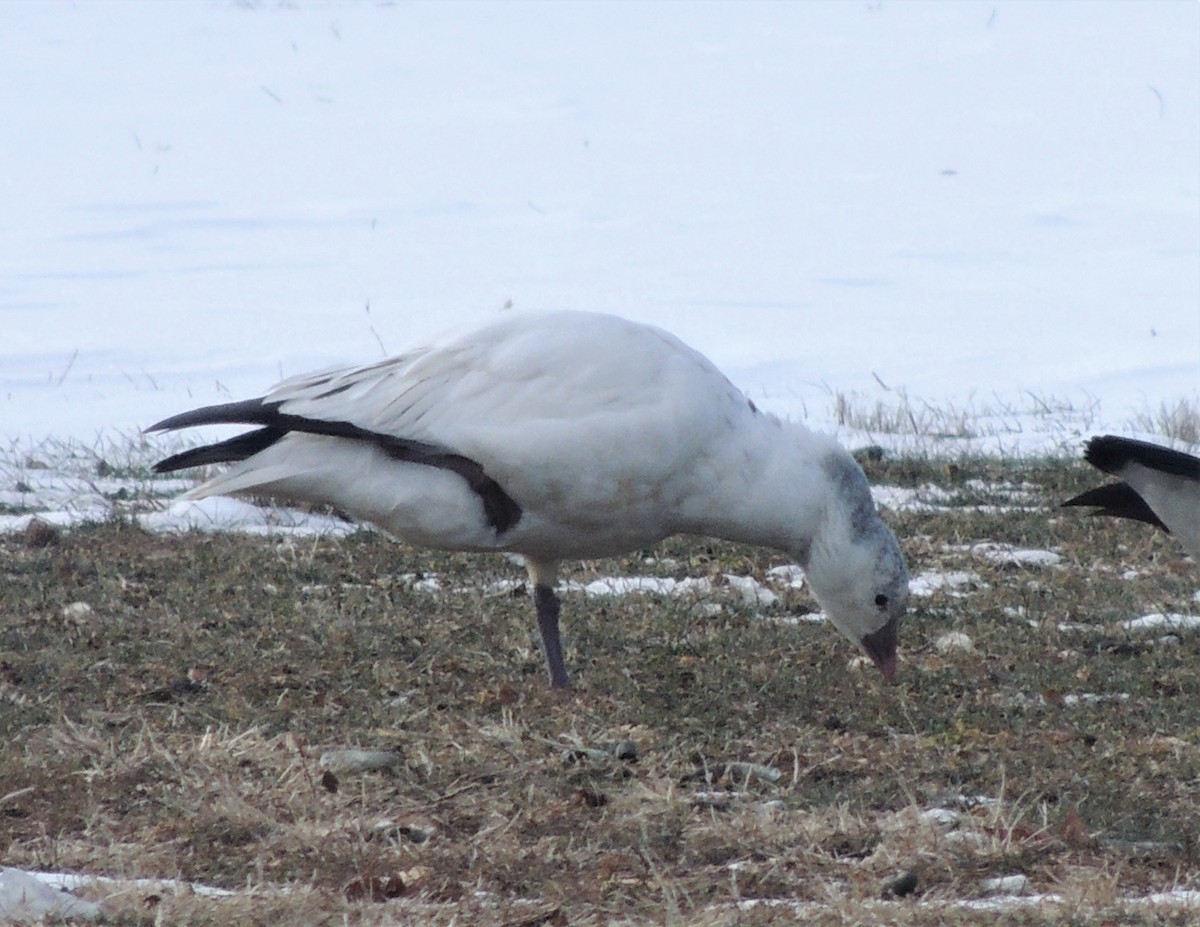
[60,601,94,619]
[980,874,1029,896]
[563,739,638,765]
[883,869,919,898]
[682,760,782,786]
[577,786,608,807]
[935,631,975,653]
[372,818,436,844]
[918,807,960,829]
[318,749,403,774]
[691,791,738,810]
[23,518,61,548]
[721,761,782,784]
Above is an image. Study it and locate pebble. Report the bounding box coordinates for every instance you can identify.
[918,807,961,828]
[883,869,919,898]
[935,631,975,653]
[980,874,1029,896]
[318,749,403,774]
[23,518,61,548]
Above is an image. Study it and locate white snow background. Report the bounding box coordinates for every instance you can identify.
[0,0,1196,452]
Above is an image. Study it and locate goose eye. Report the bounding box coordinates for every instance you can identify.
[874,594,889,608]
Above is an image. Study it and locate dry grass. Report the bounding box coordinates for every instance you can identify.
[1128,396,1200,446]
[831,389,1098,445]
[3,455,1200,924]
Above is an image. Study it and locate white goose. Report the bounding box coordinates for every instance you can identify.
[1064,435,1200,562]
[149,311,910,688]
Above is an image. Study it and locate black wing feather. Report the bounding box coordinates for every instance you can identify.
[1062,481,1169,532]
[155,427,287,473]
[147,398,278,434]
[148,398,522,534]
[1084,435,1200,481]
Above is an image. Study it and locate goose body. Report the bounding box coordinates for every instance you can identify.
[1064,434,1200,562]
[150,311,910,687]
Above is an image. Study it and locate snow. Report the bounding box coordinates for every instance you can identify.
[884,481,1046,514]
[909,570,984,597]
[0,1,1195,454]
[1002,691,1132,709]
[1122,613,1200,632]
[0,867,237,924]
[138,495,356,536]
[0,867,103,922]
[967,542,1063,567]
[7,861,1200,922]
[570,573,779,606]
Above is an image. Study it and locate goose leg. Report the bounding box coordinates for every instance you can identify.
[534,584,570,689]
[526,558,569,689]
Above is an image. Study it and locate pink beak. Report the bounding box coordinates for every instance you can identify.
[861,617,899,682]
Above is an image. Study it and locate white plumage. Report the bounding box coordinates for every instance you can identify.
[150,311,910,688]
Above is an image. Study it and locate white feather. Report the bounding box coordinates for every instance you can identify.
[1111,458,1200,562]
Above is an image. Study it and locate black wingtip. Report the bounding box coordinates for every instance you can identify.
[153,427,287,473]
[146,398,274,434]
[1083,435,1200,481]
[1062,481,1169,532]
[145,397,524,535]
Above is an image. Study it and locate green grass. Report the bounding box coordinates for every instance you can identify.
[2,454,1199,924]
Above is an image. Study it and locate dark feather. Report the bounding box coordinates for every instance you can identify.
[1062,481,1169,532]
[147,398,277,434]
[148,399,522,534]
[154,427,286,473]
[1084,435,1200,481]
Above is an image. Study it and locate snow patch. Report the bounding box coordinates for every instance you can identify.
[909,571,984,598]
[1123,613,1200,633]
[564,573,778,607]
[968,542,1063,568]
[137,497,355,537]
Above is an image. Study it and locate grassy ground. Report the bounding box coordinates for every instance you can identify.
[3,454,1200,924]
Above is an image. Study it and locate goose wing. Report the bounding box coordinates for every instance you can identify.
[150,312,756,545]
